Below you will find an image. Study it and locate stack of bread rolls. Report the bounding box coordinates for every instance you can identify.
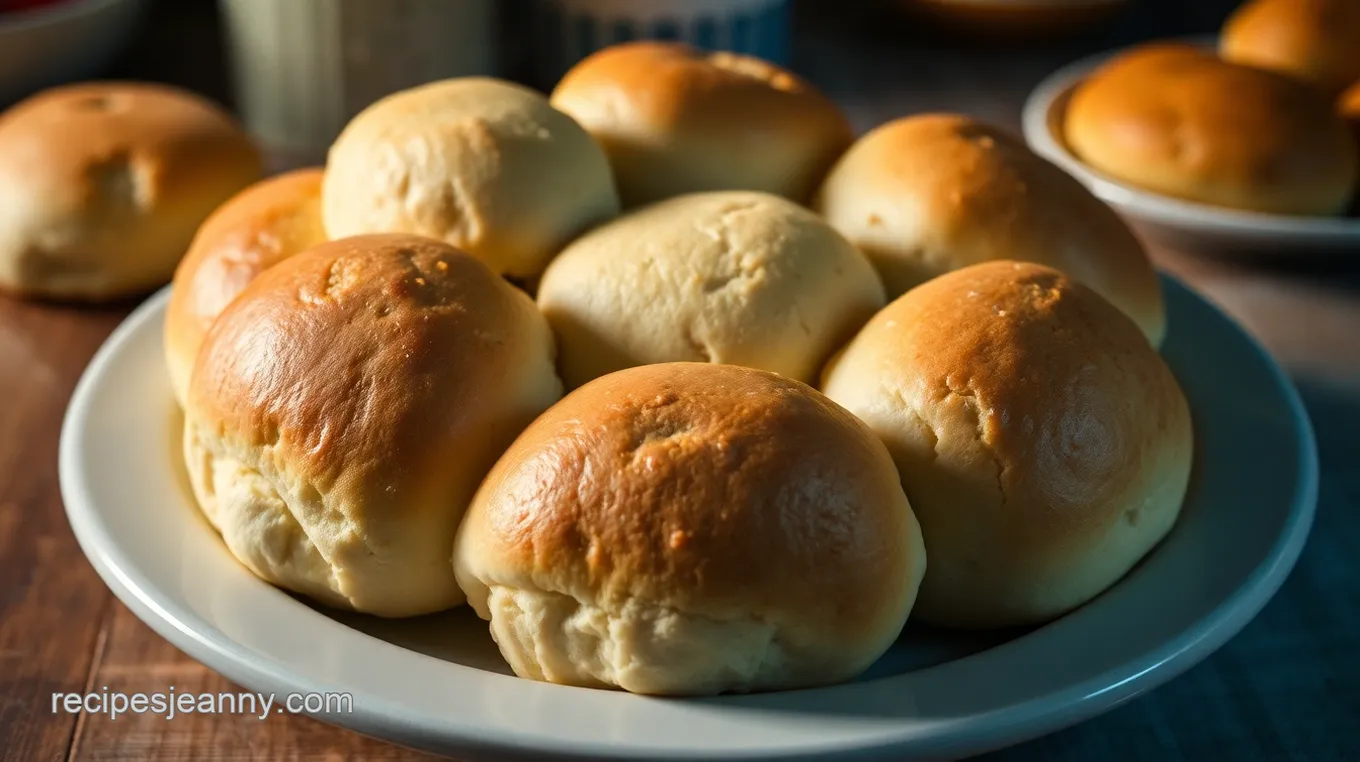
[1061,0,1360,216]
[2,39,1195,696]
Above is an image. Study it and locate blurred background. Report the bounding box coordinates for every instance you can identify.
[1,0,1247,161]
[1,1,1357,761]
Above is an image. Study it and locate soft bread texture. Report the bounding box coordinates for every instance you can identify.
[183,234,563,617]
[322,77,620,279]
[814,113,1165,346]
[537,191,885,390]
[1063,43,1357,216]
[1221,0,1360,97]
[164,168,327,406]
[454,362,925,695]
[821,261,1192,629]
[0,82,262,301]
[550,42,854,208]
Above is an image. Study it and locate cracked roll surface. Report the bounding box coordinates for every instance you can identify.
[813,113,1165,346]
[453,362,926,695]
[1064,43,1357,216]
[550,42,854,208]
[1220,0,1360,97]
[183,233,563,617]
[0,82,262,301]
[821,261,1192,629]
[536,190,885,390]
[165,168,327,406]
[322,77,620,280]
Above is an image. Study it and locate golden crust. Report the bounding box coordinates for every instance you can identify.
[322,77,620,279]
[455,362,924,682]
[1064,43,1356,215]
[1221,0,1360,96]
[814,113,1165,345]
[0,82,262,300]
[165,168,326,405]
[821,261,1193,628]
[551,42,854,208]
[185,233,563,617]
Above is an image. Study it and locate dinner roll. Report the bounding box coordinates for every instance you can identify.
[1064,43,1357,216]
[0,82,262,301]
[822,261,1192,629]
[454,362,925,695]
[1221,0,1360,97]
[537,191,885,390]
[164,168,326,406]
[322,77,619,280]
[184,234,562,617]
[550,42,854,208]
[814,113,1165,346]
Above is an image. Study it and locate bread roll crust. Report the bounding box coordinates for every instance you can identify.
[814,113,1165,345]
[537,190,885,390]
[1064,43,1357,216]
[323,77,620,279]
[551,42,854,208]
[0,82,262,300]
[1221,0,1360,97]
[455,362,925,694]
[821,261,1192,629]
[184,233,563,617]
[165,168,326,405]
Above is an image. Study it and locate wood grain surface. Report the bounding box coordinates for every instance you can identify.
[0,1,1355,761]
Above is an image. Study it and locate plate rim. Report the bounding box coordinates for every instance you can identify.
[1020,37,1360,244]
[59,282,1320,761]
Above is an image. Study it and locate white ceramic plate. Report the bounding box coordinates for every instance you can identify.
[1022,40,1360,259]
[61,280,1317,761]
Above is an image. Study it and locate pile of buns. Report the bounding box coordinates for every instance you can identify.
[1064,0,1360,216]
[2,41,1194,696]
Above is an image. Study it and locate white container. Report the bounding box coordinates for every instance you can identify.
[0,0,145,106]
[518,0,792,86]
[218,0,497,165]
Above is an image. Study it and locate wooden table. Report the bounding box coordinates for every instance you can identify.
[2,1,1356,760]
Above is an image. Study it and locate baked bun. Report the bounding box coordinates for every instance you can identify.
[454,362,925,695]
[537,191,885,390]
[0,82,262,301]
[183,234,563,617]
[821,261,1192,629]
[164,168,327,406]
[1221,0,1360,97]
[322,77,620,280]
[1063,43,1357,216]
[814,113,1165,346]
[550,42,854,208]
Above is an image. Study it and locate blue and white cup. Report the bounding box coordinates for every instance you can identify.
[519,0,792,88]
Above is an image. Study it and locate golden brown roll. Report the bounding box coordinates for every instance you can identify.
[814,113,1165,346]
[0,82,262,301]
[550,42,854,208]
[164,168,327,406]
[821,261,1192,630]
[1063,43,1357,216]
[1221,0,1360,97]
[537,191,885,390]
[323,77,620,280]
[184,233,563,618]
[454,362,925,695]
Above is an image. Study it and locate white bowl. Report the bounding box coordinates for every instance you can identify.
[0,0,145,106]
[1022,42,1360,260]
[59,279,1317,761]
